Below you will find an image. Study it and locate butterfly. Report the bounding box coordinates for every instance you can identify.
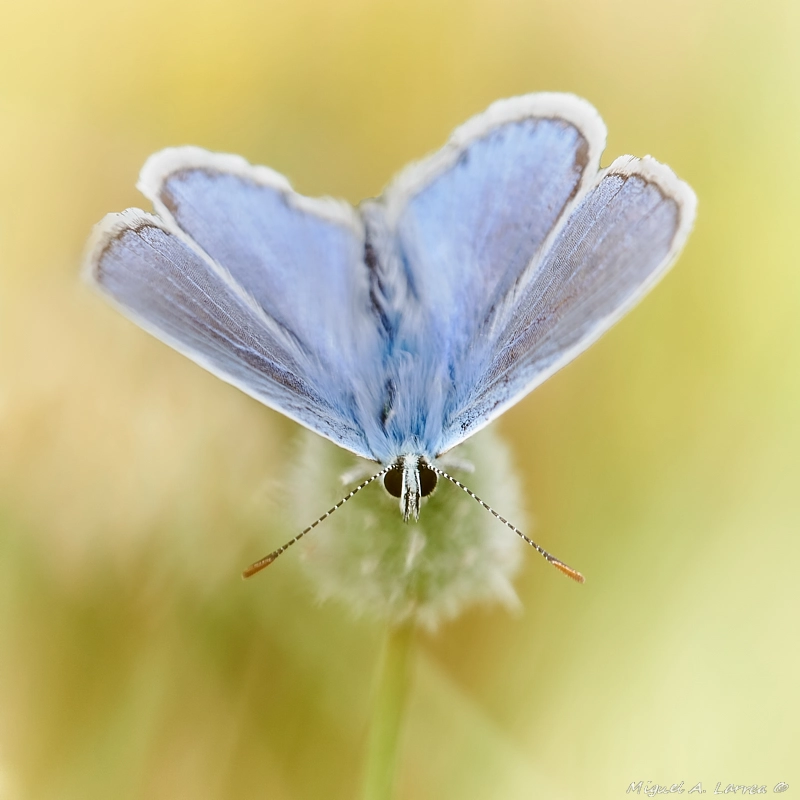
[84,93,696,583]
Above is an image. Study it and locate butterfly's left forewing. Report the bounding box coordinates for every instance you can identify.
[440,155,696,450]
[369,94,695,456]
[438,156,696,447]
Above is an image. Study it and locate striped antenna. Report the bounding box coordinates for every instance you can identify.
[242,465,392,578]
[428,464,585,584]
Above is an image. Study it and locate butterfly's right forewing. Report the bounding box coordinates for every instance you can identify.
[86,209,377,460]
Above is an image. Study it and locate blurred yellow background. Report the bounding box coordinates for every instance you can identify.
[1,0,798,798]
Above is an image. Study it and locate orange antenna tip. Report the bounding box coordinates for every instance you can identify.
[428,464,585,585]
[242,553,278,579]
[242,465,391,579]
[550,560,585,584]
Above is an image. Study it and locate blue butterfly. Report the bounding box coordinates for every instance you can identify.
[85,93,695,581]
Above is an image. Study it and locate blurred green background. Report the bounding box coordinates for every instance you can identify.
[1,0,798,798]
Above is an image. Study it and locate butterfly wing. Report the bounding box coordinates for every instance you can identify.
[366,93,695,456]
[85,149,387,460]
[382,93,607,331]
[441,155,696,448]
[86,96,695,465]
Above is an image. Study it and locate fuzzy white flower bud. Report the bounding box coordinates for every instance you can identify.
[287,426,525,629]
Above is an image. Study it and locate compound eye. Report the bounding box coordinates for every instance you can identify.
[419,465,438,496]
[383,467,403,498]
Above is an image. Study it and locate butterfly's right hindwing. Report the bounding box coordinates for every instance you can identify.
[86,149,390,461]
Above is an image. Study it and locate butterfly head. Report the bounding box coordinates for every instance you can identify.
[382,454,438,522]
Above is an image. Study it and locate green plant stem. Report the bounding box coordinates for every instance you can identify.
[362,621,416,800]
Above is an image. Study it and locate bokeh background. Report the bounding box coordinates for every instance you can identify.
[1,0,798,798]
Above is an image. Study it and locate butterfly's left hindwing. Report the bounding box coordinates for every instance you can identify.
[367,94,695,456]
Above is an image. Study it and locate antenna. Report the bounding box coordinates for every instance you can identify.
[242,465,392,578]
[428,464,585,584]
